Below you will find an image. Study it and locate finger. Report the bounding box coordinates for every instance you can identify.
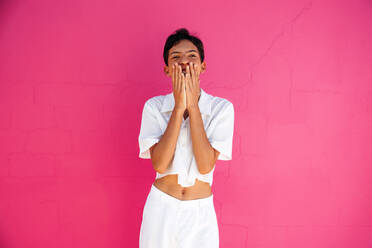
[186,64,190,77]
[195,64,200,85]
[189,65,194,91]
[178,65,182,92]
[174,63,178,91]
[172,64,175,88]
[190,62,195,84]
[181,72,185,93]
[185,65,190,91]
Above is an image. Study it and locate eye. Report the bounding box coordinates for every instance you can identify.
[172,54,197,59]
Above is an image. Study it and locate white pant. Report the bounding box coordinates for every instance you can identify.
[139,184,219,248]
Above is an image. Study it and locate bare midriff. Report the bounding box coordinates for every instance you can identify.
[153,174,212,201]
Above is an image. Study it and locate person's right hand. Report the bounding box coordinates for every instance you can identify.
[172,63,186,111]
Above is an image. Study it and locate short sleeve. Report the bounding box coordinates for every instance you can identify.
[138,100,163,159]
[207,102,234,161]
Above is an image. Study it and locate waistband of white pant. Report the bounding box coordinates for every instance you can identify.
[150,184,213,207]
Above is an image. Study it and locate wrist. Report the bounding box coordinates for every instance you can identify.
[187,105,200,112]
[173,106,186,115]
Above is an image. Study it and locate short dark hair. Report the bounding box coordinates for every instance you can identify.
[163,28,205,66]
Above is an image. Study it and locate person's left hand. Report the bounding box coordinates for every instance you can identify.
[185,62,201,110]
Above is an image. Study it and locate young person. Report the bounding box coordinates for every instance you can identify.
[138,28,234,248]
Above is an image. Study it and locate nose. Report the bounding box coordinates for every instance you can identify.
[179,56,190,67]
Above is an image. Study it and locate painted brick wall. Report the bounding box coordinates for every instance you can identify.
[0,0,371,247]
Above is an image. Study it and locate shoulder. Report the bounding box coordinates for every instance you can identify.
[208,94,234,116]
[143,93,170,111]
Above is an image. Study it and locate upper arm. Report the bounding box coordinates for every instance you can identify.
[207,102,234,161]
[138,100,163,159]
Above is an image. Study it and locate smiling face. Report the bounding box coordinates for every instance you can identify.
[164,39,206,77]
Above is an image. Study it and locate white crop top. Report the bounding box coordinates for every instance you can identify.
[138,87,234,187]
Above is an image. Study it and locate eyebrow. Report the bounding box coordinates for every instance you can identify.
[170,49,198,55]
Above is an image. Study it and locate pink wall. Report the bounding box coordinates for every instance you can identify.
[1,0,372,247]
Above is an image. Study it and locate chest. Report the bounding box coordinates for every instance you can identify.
[157,109,211,135]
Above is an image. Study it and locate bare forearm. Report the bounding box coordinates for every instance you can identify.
[188,106,215,174]
[151,108,184,173]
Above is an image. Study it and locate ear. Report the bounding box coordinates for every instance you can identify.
[164,65,170,77]
[200,61,206,73]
